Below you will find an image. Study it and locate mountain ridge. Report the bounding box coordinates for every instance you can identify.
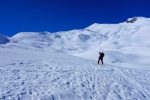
[1,17,150,64]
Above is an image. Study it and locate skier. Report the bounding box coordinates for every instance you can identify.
[98,52,105,65]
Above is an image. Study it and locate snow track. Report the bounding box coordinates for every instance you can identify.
[0,60,150,100]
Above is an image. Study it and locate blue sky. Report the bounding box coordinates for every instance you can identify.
[0,0,150,36]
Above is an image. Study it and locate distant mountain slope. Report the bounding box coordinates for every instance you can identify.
[86,17,150,48]
[1,17,150,64]
[0,34,9,44]
[10,17,150,48]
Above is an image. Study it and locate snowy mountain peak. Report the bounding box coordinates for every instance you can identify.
[0,34,9,44]
[126,17,150,24]
[126,17,138,23]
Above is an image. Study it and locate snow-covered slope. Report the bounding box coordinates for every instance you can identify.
[0,34,9,44]
[0,17,150,100]
[86,17,150,48]
[2,17,149,64]
[0,48,150,100]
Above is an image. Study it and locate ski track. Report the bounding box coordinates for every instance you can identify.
[0,60,150,100]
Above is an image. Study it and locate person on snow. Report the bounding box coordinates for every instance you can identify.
[98,52,105,65]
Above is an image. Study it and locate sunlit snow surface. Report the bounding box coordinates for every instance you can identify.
[0,17,150,100]
[0,49,150,100]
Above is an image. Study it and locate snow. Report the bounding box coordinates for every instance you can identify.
[0,17,150,100]
[0,34,9,44]
[0,48,150,100]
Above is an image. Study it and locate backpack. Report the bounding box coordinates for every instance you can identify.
[101,52,105,57]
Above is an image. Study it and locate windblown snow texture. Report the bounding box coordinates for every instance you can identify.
[0,49,150,100]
